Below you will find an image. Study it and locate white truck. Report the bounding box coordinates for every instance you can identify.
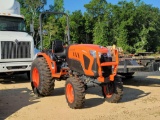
[0,0,34,78]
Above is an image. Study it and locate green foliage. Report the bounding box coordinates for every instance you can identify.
[84,0,107,18]
[69,10,86,43]
[83,13,94,43]
[17,0,46,37]
[157,46,160,53]
[18,0,160,53]
[93,19,108,46]
[41,14,67,48]
[42,16,58,49]
[49,0,64,12]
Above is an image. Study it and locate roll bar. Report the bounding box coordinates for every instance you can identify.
[39,12,71,51]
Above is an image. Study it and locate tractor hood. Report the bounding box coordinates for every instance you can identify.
[69,44,109,53]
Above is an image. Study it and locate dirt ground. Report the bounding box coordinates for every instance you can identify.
[0,72,160,120]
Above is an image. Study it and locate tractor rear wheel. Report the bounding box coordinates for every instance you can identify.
[102,76,123,103]
[65,77,85,109]
[31,57,55,96]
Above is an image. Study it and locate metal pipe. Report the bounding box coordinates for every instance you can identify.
[39,11,71,51]
[124,59,127,73]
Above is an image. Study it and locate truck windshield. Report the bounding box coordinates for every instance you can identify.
[0,16,26,32]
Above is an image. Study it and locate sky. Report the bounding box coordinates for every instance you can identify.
[44,0,160,13]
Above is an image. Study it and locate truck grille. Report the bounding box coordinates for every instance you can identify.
[1,41,31,59]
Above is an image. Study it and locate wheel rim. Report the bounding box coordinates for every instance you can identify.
[66,83,74,103]
[32,67,39,88]
[103,82,114,98]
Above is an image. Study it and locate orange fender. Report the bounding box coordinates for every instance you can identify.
[36,53,57,76]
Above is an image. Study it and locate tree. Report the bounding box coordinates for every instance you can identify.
[93,18,108,46]
[84,0,107,19]
[114,1,138,52]
[42,16,58,49]
[69,10,85,43]
[18,0,160,53]
[135,3,160,52]
[84,13,94,43]
[49,0,64,12]
[84,0,108,44]
[25,0,46,36]
[18,0,46,38]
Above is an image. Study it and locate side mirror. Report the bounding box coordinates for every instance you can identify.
[30,24,34,33]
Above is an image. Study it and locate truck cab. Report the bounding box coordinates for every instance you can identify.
[0,0,34,78]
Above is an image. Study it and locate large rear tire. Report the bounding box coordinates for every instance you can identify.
[65,77,85,109]
[31,57,55,96]
[102,76,123,103]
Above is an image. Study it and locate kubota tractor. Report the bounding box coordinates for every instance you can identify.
[31,12,123,109]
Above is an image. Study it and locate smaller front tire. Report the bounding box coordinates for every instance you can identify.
[65,77,85,109]
[102,76,123,103]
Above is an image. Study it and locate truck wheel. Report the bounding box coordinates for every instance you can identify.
[118,72,135,79]
[26,71,30,80]
[102,76,123,103]
[65,77,85,109]
[31,57,55,96]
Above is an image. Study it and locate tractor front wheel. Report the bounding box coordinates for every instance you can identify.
[102,76,123,103]
[65,77,85,109]
[31,57,55,96]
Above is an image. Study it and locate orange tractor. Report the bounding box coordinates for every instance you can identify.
[31,12,123,109]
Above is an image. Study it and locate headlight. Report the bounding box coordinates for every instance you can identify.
[90,50,96,58]
[98,52,102,58]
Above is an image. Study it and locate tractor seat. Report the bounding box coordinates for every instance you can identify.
[52,40,66,59]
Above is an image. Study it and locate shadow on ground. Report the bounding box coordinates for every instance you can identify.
[0,72,158,110]
[122,72,160,87]
[50,87,65,96]
[120,87,150,102]
[0,73,30,84]
[0,88,39,120]
[85,85,150,105]
[48,72,159,108]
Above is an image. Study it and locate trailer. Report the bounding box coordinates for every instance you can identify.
[106,46,160,78]
[117,52,160,78]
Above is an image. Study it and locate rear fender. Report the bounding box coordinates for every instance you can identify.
[36,53,57,76]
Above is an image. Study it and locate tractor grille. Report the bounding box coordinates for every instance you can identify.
[1,41,31,59]
[100,54,112,77]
